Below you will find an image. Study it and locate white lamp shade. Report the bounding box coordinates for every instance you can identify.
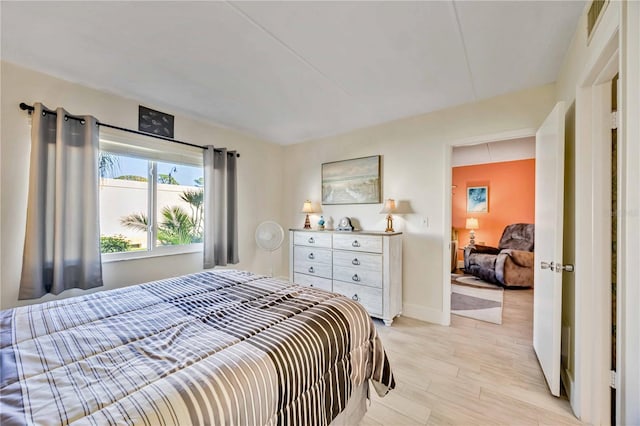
[465,217,479,230]
[379,199,396,214]
[301,200,314,213]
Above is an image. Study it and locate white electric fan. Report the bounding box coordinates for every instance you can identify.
[255,221,285,277]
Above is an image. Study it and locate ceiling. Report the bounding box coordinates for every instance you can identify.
[1,1,585,145]
[452,137,535,167]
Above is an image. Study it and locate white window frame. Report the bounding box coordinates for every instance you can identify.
[99,129,204,263]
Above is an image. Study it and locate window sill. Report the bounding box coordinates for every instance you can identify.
[101,244,203,263]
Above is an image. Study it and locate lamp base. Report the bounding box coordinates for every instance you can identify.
[469,230,476,246]
[303,214,311,229]
[385,215,394,233]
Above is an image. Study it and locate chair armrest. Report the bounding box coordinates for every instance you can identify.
[467,244,500,255]
[464,244,500,271]
[501,249,534,267]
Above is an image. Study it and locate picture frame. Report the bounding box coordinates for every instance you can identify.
[138,105,174,138]
[467,186,488,212]
[322,155,381,205]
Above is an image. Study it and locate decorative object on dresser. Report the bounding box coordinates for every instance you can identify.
[380,199,396,232]
[301,200,314,229]
[322,155,381,205]
[317,216,325,230]
[465,217,479,245]
[289,229,403,326]
[336,216,354,231]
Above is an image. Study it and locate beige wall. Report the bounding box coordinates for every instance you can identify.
[282,84,556,323]
[0,61,286,309]
[0,61,555,318]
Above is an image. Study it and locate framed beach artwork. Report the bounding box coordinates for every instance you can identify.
[467,186,488,212]
[322,155,381,205]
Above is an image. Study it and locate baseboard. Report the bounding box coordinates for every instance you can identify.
[403,303,448,325]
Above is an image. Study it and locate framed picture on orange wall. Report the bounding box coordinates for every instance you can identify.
[467,186,488,212]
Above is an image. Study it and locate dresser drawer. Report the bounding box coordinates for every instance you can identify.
[290,229,402,326]
[333,266,382,288]
[333,251,382,271]
[294,273,332,292]
[333,281,382,316]
[293,259,332,279]
[294,232,332,248]
[333,234,382,253]
[294,246,332,265]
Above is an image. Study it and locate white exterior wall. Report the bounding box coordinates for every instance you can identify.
[100,179,200,248]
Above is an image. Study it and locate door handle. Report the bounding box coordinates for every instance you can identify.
[556,263,574,272]
[541,261,574,272]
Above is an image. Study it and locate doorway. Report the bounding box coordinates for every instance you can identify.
[449,138,535,328]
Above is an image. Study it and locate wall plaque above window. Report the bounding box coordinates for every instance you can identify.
[138,105,174,138]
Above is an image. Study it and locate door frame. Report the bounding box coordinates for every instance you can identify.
[618,2,640,423]
[572,9,619,424]
[442,128,536,326]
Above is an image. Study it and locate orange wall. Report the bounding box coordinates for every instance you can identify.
[452,159,535,247]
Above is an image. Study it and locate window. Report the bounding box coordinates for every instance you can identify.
[98,130,204,259]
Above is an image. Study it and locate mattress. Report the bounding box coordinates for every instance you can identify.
[0,270,395,425]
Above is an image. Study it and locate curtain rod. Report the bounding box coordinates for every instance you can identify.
[19,103,240,157]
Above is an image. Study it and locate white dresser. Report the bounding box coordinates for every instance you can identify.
[289,229,402,326]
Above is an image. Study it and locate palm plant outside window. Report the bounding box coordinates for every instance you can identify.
[99,152,204,255]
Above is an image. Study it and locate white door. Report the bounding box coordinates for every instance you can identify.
[533,102,566,397]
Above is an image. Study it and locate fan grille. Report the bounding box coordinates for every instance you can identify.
[255,221,284,251]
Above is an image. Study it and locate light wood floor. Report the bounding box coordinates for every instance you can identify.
[362,289,582,425]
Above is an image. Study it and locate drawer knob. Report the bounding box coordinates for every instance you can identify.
[352,258,360,266]
[308,253,315,260]
[352,274,360,282]
[352,240,360,247]
[308,266,315,273]
[352,294,360,302]
[308,237,315,244]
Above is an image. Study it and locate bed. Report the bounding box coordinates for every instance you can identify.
[0,270,395,425]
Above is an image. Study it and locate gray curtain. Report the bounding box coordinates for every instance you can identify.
[203,146,239,268]
[19,103,103,299]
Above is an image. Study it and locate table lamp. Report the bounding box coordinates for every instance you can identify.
[301,200,313,229]
[380,199,396,232]
[465,217,479,245]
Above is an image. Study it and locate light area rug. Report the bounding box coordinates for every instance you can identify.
[451,274,504,324]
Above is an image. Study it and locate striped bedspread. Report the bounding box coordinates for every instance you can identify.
[0,270,395,425]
